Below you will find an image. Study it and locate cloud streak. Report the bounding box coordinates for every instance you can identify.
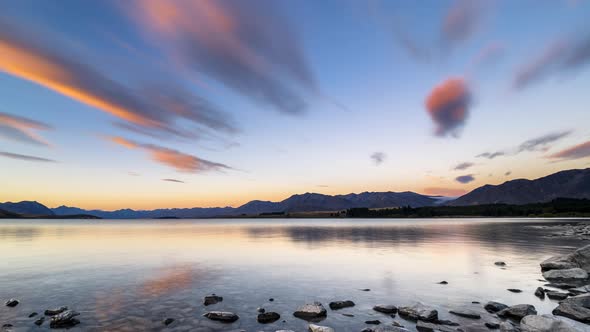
[0,20,235,140]
[513,33,590,90]
[0,151,55,163]
[455,174,475,184]
[442,0,483,47]
[162,178,185,183]
[0,112,52,146]
[109,137,232,173]
[126,0,316,114]
[425,77,471,137]
[547,140,590,161]
[453,162,474,170]
[477,130,572,159]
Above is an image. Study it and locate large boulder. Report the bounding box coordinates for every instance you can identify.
[553,303,590,324]
[571,244,590,272]
[398,303,438,322]
[543,268,589,281]
[449,308,481,319]
[257,311,280,324]
[373,304,398,314]
[521,315,580,332]
[328,300,354,310]
[569,285,590,296]
[541,255,578,271]
[308,324,334,332]
[564,294,590,308]
[484,301,508,313]
[202,311,239,323]
[497,304,537,321]
[415,320,459,332]
[293,302,327,321]
[49,310,80,328]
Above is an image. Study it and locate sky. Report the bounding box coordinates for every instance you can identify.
[1,0,590,210]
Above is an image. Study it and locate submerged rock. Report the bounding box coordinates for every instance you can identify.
[520,314,580,332]
[257,312,280,324]
[308,324,334,332]
[365,320,381,325]
[546,290,569,300]
[398,303,438,322]
[373,305,398,314]
[293,302,327,321]
[44,306,68,316]
[163,318,174,326]
[535,287,545,299]
[28,312,38,318]
[497,304,537,320]
[507,288,522,293]
[495,261,507,266]
[34,317,44,326]
[202,311,239,323]
[4,299,18,307]
[328,300,354,310]
[484,301,508,313]
[543,268,589,281]
[203,295,223,306]
[449,308,481,319]
[49,310,80,328]
[438,281,448,285]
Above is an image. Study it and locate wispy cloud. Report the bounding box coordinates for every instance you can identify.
[370,151,386,165]
[513,33,590,90]
[547,140,590,161]
[505,171,512,176]
[0,20,235,141]
[455,174,475,184]
[0,112,52,146]
[442,0,484,48]
[0,151,55,163]
[109,136,232,173]
[453,161,474,170]
[425,77,471,137]
[162,178,185,183]
[477,130,573,159]
[125,0,316,115]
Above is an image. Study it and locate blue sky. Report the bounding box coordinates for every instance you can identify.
[1,0,589,209]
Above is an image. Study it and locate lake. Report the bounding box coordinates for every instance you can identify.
[0,218,589,331]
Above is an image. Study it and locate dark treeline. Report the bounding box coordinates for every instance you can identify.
[346,198,590,218]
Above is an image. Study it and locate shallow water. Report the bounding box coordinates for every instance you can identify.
[0,218,588,331]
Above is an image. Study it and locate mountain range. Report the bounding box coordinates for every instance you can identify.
[2,168,589,219]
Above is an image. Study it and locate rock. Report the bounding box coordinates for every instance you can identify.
[535,287,545,299]
[571,244,590,272]
[308,324,334,332]
[163,318,174,326]
[28,312,38,318]
[484,301,508,313]
[374,328,410,332]
[546,291,569,300]
[553,303,590,323]
[4,299,18,307]
[449,308,481,319]
[257,312,280,324]
[269,298,274,301]
[257,307,265,313]
[541,255,578,272]
[569,285,590,296]
[546,282,579,289]
[497,304,537,320]
[44,306,68,316]
[361,329,373,332]
[293,302,327,321]
[483,316,501,329]
[436,320,459,326]
[507,288,522,293]
[499,321,519,332]
[342,313,354,317]
[521,314,580,332]
[415,321,458,332]
[2,324,12,328]
[543,268,589,281]
[438,281,448,285]
[398,303,438,322]
[495,262,507,266]
[365,320,381,324]
[373,305,398,314]
[360,289,371,292]
[564,294,590,308]
[328,300,355,310]
[203,295,223,306]
[202,311,239,323]
[34,317,44,326]
[49,310,80,328]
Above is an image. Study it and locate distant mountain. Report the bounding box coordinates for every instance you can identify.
[0,201,54,216]
[46,191,440,219]
[0,208,21,218]
[450,168,590,206]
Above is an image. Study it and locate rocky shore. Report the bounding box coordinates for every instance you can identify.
[5,245,590,331]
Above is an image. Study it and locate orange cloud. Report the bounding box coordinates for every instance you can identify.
[425,77,471,137]
[109,136,232,173]
[423,187,467,197]
[0,112,52,146]
[547,141,590,160]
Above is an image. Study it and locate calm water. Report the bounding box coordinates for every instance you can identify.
[0,218,588,331]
